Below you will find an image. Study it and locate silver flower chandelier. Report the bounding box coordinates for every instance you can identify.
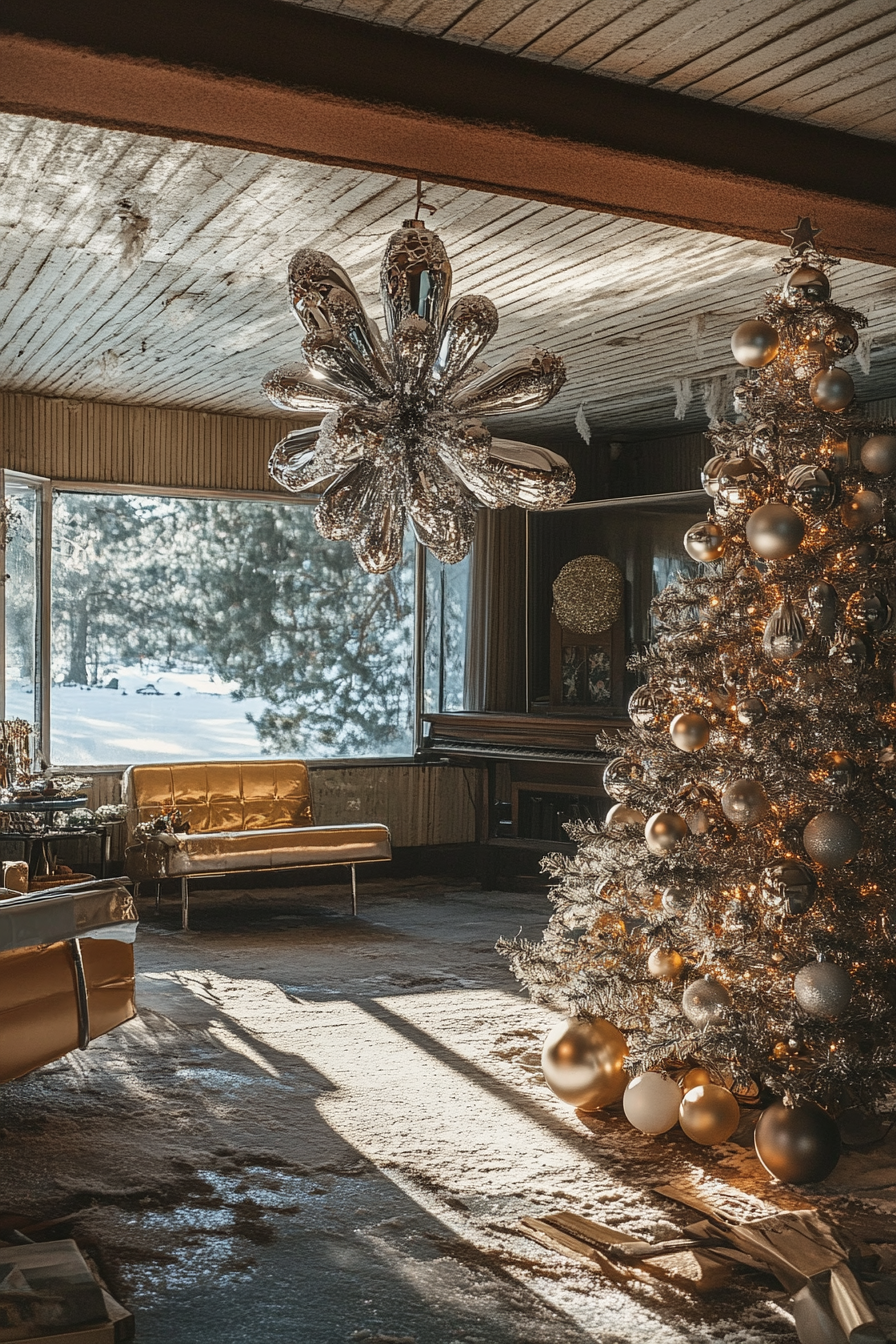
[263,211,575,573]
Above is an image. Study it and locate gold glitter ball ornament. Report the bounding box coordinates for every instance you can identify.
[647,947,685,980]
[552,555,623,635]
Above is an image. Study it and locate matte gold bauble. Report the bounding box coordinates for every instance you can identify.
[606,802,647,829]
[540,1017,629,1110]
[763,599,806,660]
[760,859,818,916]
[810,367,854,412]
[622,1072,682,1134]
[754,1099,841,1183]
[841,488,884,530]
[746,502,804,559]
[647,947,684,980]
[679,1083,740,1145]
[684,520,726,563]
[661,885,691,916]
[731,319,780,367]
[824,318,858,356]
[701,454,727,497]
[803,809,862,867]
[784,265,831,303]
[794,960,853,1017]
[645,811,688,854]
[861,434,896,476]
[786,463,837,515]
[721,779,770,828]
[682,1066,713,1089]
[628,685,657,727]
[682,976,731,1028]
[669,711,710,752]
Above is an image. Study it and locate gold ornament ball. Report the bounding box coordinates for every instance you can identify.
[606,802,647,829]
[841,488,884,530]
[661,885,691,916]
[645,811,688,854]
[754,1099,841,1184]
[682,976,731,1028]
[540,1017,629,1111]
[683,520,726,563]
[731,320,780,368]
[682,1066,713,1090]
[622,1072,682,1134]
[679,1084,740,1146]
[784,265,831,303]
[746,502,805,560]
[647,947,684,980]
[669,711,711,752]
[810,366,854,412]
[861,434,896,476]
[721,779,770,828]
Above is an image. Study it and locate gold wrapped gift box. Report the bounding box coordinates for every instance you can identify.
[0,937,136,1084]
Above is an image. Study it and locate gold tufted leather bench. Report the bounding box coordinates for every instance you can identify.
[123,760,391,929]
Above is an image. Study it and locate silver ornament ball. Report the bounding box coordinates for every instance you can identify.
[784,265,831,303]
[824,319,858,357]
[794,961,853,1019]
[701,455,727,497]
[786,463,837,515]
[716,456,767,510]
[736,696,767,727]
[720,779,770,828]
[628,685,657,727]
[603,756,643,802]
[661,885,691,916]
[760,860,818,916]
[818,750,859,793]
[803,810,862,867]
[682,977,731,1028]
[763,599,806,661]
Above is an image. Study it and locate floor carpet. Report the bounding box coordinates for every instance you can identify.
[2,878,895,1343]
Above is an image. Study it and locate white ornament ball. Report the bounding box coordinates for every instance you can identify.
[606,803,647,829]
[623,1072,682,1134]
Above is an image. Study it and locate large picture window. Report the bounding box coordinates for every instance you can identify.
[46,490,418,765]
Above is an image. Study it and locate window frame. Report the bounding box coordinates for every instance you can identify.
[3,475,431,769]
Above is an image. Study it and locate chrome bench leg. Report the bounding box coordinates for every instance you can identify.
[181,876,190,931]
[350,864,358,917]
[155,882,161,916]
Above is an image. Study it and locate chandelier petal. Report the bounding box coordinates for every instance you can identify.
[380,222,452,338]
[316,406,390,470]
[302,330,387,401]
[487,438,577,508]
[407,454,476,564]
[451,348,567,416]
[268,427,338,493]
[314,460,377,541]
[289,248,382,349]
[392,315,438,396]
[262,362,350,414]
[352,472,407,574]
[431,295,499,391]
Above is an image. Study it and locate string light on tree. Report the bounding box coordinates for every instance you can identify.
[500,220,896,1182]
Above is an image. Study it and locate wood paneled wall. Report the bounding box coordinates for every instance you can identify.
[1,390,308,493]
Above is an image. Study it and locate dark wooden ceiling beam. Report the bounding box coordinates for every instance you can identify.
[1,0,895,264]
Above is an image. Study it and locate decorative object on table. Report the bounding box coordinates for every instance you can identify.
[263,184,574,573]
[499,220,896,1182]
[0,718,33,791]
[550,556,625,710]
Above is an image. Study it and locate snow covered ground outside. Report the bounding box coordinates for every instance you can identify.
[5,666,356,765]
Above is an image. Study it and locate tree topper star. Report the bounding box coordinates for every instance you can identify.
[782,217,821,256]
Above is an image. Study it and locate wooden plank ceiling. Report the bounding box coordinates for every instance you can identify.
[1,112,894,455]
[295,0,896,143]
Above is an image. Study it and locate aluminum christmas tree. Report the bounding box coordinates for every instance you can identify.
[501,223,896,1173]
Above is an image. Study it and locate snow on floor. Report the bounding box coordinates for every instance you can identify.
[2,881,895,1344]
